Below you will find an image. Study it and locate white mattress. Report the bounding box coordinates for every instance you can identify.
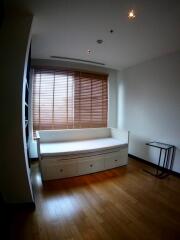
[40,138,128,157]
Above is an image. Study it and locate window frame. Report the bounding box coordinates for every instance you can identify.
[30,66,109,138]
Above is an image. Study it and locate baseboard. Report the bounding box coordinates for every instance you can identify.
[128,154,180,177]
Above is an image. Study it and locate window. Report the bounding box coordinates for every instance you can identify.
[32,68,108,133]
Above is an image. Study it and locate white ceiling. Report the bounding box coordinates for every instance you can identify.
[6,0,180,70]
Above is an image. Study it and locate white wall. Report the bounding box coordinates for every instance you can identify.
[117,51,180,173]
[0,12,34,203]
[29,59,118,157]
[117,71,125,129]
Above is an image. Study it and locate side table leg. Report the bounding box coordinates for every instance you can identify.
[170,147,175,170]
[165,149,170,169]
[163,149,167,169]
[158,149,169,178]
[156,148,162,176]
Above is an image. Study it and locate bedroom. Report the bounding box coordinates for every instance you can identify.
[1,0,180,239]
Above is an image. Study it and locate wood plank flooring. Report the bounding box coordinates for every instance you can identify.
[4,158,180,240]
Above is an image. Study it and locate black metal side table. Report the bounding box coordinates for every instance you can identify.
[144,142,175,178]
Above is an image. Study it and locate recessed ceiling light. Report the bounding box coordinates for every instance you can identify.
[128,9,136,20]
[97,39,103,44]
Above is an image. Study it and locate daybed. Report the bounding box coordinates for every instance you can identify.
[36,128,129,180]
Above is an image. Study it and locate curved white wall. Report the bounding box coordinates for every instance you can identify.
[117,51,180,173]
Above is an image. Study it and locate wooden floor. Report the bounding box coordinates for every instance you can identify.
[4,158,180,240]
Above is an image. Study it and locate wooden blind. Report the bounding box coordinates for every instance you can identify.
[74,72,108,128]
[32,68,108,133]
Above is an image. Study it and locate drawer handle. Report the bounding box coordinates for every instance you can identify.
[114,159,118,162]
[90,164,93,167]
[59,169,63,172]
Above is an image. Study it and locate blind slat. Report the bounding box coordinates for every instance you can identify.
[32,69,108,134]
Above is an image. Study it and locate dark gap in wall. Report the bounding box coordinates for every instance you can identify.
[0,0,5,27]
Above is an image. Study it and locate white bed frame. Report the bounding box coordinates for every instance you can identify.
[36,128,129,181]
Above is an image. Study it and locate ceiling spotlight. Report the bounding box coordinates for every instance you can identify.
[87,49,91,54]
[128,9,136,20]
[97,39,103,44]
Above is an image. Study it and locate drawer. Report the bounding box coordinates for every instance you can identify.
[41,156,66,166]
[40,148,128,180]
[105,158,125,169]
[41,161,78,180]
[104,148,128,169]
[78,157,105,175]
[91,157,105,173]
[119,148,128,161]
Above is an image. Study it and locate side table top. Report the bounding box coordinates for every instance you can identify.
[146,141,174,150]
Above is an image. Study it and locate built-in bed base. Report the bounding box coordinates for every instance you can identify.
[37,128,129,181]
